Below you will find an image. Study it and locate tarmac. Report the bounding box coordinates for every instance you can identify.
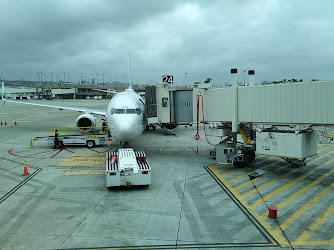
[1,99,334,250]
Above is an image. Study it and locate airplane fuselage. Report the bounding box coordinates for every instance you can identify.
[105,89,145,142]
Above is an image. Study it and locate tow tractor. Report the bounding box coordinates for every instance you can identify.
[33,126,109,148]
[106,148,151,187]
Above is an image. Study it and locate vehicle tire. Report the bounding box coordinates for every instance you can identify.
[248,149,256,162]
[87,140,95,148]
[233,153,249,168]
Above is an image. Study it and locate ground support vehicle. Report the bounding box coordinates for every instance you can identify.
[106,148,151,187]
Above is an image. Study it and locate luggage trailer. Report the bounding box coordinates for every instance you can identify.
[106,149,151,187]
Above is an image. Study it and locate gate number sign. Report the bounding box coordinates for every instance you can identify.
[162,75,173,84]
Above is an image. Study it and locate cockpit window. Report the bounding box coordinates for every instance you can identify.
[115,109,125,114]
[110,108,141,115]
[126,109,136,114]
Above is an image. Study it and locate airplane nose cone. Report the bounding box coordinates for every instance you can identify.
[113,117,143,141]
[116,125,133,140]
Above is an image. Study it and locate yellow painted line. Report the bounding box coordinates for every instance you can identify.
[280,181,334,231]
[291,240,334,246]
[207,164,286,246]
[295,202,334,242]
[241,149,334,198]
[71,153,105,156]
[252,159,334,209]
[234,160,284,191]
[231,146,329,189]
[317,143,334,149]
[316,144,333,152]
[58,156,105,166]
[211,164,232,175]
[260,160,334,214]
[0,156,42,204]
[306,147,334,165]
[241,168,300,198]
[229,145,329,188]
[86,242,279,250]
[220,168,243,178]
[64,170,106,175]
[227,172,251,184]
[227,156,277,184]
[222,156,274,180]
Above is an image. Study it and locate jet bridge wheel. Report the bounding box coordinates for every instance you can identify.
[86,140,95,148]
[233,156,249,168]
[248,149,256,162]
[233,149,255,168]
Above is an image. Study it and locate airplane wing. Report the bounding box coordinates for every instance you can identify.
[2,82,106,116]
[93,88,118,94]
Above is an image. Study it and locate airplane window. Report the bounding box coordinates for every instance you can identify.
[115,109,125,114]
[136,108,141,115]
[126,109,136,114]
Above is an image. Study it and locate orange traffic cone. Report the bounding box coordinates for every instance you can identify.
[81,128,84,135]
[4,119,7,125]
[1,119,2,125]
[14,121,17,125]
[23,160,29,176]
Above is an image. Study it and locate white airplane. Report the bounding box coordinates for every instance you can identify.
[1,82,145,145]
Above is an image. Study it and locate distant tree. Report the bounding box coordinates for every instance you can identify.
[292,79,298,82]
[299,79,303,82]
[311,79,318,81]
[204,78,212,83]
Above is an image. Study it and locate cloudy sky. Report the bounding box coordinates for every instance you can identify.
[0,0,333,86]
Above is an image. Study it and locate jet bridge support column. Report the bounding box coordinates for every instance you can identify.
[248,70,255,86]
[231,68,239,151]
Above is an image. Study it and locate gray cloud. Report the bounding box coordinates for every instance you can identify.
[0,0,333,85]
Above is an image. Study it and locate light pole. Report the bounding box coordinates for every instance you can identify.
[50,72,53,84]
[185,72,188,85]
[243,70,247,86]
[44,74,46,83]
[103,73,105,85]
[56,74,59,83]
[37,73,39,84]
[115,75,118,84]
[62,72,66,84]
[124,74,127,84]
[80,73,83,85]
[96,73,99,85]
[40,72,42,84]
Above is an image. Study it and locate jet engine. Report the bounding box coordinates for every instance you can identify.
[161,123,178,132]
[75,113,96,131]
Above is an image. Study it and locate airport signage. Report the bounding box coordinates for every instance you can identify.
[162,75,173,84]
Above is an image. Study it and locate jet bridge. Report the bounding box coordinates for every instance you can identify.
[146,71,334,167]
[145,83,193,131]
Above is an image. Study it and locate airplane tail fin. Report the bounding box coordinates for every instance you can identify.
[1,82,6,100]
[1,82,6,106]
[128,52,132,90]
